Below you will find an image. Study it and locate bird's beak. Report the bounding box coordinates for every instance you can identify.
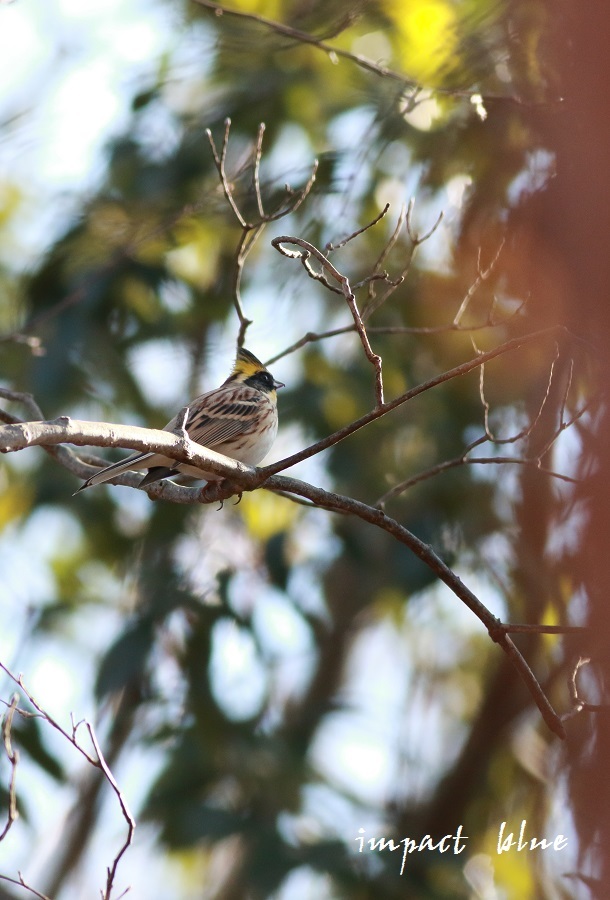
[274,379,285,390]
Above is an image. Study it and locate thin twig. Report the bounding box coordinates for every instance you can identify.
[405,197,444,246]
[0,873,52,900]
[325,203,390,252]
[559,357,574,428]
[205,120,317,346]
[190,0,533,105]
[253,122,266,220]
[0,694,19,842]
[232,226,257,345]
[0,666,96,766]
[206,118,247,227]
[362,204,408,320]
[255,474,567,739]
[272,236,384,404]
[502,624,587,635]
[377,452,579,507]
[265,311,533,364]
[562,657,610,720]
[453,239,505,327]
[477,339,560,444]
[0,664,134,900]
[87,724,135,899]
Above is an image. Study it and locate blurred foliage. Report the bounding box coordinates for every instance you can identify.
[0,1,595,898]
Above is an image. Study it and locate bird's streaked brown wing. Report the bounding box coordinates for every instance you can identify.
[175,386,268,449]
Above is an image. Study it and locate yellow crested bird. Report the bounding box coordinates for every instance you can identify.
[75,347,284,493]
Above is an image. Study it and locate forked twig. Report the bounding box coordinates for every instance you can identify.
[477,339,560,444]
[205,118,248,228]
[87,724,135,898]
[0,694,19,842]
[0,663,134,900]
[378,339,589,505]
[405,197,444,246]
[0,872,52,900]
[205,119,318,345]
[361,204,408,320]
[563,657,610,721]
[453,239,506,327]
[272,236,385,404]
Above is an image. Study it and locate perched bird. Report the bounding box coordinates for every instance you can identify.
[75,347,284,493]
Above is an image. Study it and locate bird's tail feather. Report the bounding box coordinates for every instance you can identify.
[73,452,153,494]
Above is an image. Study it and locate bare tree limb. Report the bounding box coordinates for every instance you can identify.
[0,324,589,739]
[255,474,568,739]
[190,0,535,105]
[0,408,573,737]
[0,326,573,491]
[263,326,566,478]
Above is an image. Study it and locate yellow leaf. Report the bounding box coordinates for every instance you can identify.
[0,481,33,530]
[239,490,298,541]
[385,0,460,83]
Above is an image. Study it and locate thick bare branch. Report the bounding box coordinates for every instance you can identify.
[0,325,586,737]
[0,327,567,496]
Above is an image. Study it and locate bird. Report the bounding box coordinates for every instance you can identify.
[75,347,284,493]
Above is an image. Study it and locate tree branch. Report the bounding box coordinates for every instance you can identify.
[0,325,585,738]
[190,0,532,105]
[205,119,317,346]
[0,695,19,843]
[0,664,134,900]
[258,474,568,738]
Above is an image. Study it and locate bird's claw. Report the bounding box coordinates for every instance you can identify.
[198,479,243,507]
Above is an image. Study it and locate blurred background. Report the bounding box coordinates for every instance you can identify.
[0,1,608,898]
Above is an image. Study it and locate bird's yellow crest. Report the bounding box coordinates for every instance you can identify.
[232,347,266,379]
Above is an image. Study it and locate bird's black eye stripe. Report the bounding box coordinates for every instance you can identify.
[246,370,275,391]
